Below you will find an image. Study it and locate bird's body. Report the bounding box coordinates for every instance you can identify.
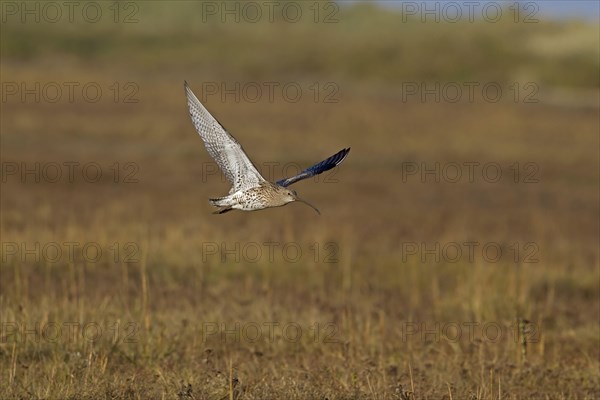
[184,81,350,214]
[210,181,295,213]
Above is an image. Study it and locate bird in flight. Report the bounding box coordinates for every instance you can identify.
[184,81,350,214]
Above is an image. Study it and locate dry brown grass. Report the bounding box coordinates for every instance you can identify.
[1,3,599,399]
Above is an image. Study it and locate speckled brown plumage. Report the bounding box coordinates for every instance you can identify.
[184,81,350,214]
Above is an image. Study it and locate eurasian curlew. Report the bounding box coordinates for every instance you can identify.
[184,81,350,214]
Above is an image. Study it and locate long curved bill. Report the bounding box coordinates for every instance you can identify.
[295,196,321,215]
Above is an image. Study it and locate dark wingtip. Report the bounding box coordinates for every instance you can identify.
[338,147,351,163]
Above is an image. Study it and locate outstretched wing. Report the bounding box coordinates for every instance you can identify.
[276,148,350,187]
[184,81,266,193]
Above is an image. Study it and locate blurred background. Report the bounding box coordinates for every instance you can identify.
[1,1,598,398]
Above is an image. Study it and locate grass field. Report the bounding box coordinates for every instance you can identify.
[1,2,599,399]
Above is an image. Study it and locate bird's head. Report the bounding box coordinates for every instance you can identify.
[280,187,320,215]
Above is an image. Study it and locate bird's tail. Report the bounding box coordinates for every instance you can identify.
[209,196,230,208]
[209,196,234,214]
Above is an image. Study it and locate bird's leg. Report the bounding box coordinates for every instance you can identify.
[213,207,233,214]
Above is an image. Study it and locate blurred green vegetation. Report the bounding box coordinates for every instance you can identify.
[2,1,599,87]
